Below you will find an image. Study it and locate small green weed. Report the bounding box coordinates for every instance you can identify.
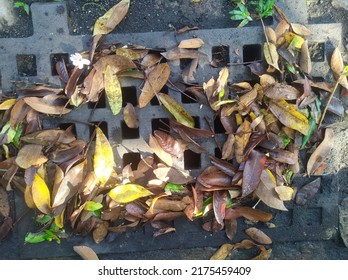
[14,1,30,15]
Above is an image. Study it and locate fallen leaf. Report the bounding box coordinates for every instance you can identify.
[307,128,334,175]
[104,65,122,115]
[253,248,272,260]
[296,177,321,205]
[265,83,301,100]
[161,48,206,60]
[234,207,272,222]
[109,184,153,203]
[265,27,277,44]
[94,127,114,184]
[255,169,288,211]
[93,0,130,36]
[269,99,309,135]
[291,23,312,36]
[0,99,16,110]
[115,48,148,60]
[158,93,195,128]
[65,67,83,98]
[275,186,294,201]
[15,144,48,169]
[24,95,71,115]
[123,103,139,128]
[93,54,136,74]
[268,149,298,164]
[0,187,10,217]
[245,227,272,244]
[330,47,348,89]
[213,191,228,225]
[149,135,173,167]
[178,38,204,49]
[221,134,235,160]
[93,221,109,244]
[139,63,170,108]
[264,42,280,71]
[198,166,233,188]
[154,130,183,158]
[210,243,234,260]
[242,150,266,197]
[10,99,30,128]
[170,119,214,139]
[151,197,190,212]
[31,174,51,215]
[225,219,238,240]
[154,167,193,184]
[210,156,236,177]
[300,40,312,74]
[73,245,99,260]
[235,120,251,163]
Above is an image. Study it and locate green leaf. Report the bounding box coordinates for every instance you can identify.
[158,93,195,128]
[164,183,185,193]
[278,131,291,147]
[104,65,122,115]
[109,184,153,203]
[94,127,114,184]
[195,196,213,217]
[24,4,30,15]
[84,201,103,211]
[35,215,52,224]
[25,232,46,244]
[301,118,316,148]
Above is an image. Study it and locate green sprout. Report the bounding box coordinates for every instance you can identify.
[14,1,30,15]
[229,3,253,28]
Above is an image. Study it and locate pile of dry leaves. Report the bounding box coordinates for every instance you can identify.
[0,0,347,260]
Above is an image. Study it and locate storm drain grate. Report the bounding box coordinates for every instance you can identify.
[0,1,343,259]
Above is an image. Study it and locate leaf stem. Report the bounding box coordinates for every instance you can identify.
[318,79,340,129]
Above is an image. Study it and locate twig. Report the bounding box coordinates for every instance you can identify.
[318,79,340,129]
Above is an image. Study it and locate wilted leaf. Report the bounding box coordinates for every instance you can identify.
[210,156,236,177]
[210,243,234,260]
[109,184,153,203]
[225,219,238,240]
[24,96,71,115]
[52,161,85,210]
[94,127,114,184]
[178,38,204,49]
[253,248,272,260]
[115,48,148,60]
[245,227,272,245]
[307,128,334,175]
[21,128,76,146]
[15,144,48,169]
[73,245,99,260]
[123,103,139,128]
[161,48,206,60]
[104,65,122,115]
[198,166,232,188]
[93,222,109,244]
[300,40,312,74]
[265,83,301,100]
[93,0,130,36]
[93,54,136,74]
[269,99,309,135]
[154,167,193,184]
[255,169,287,211]
[213,191,228,225]
[265,27,276,44]
[291,23,312,36]
[221,134,235,160]
[330,47,348,89]
[158,93,195,128]
[235,120,251,163]
[0,187,10,217]
[31,174,51,215]
[151,197,190,212]
[170,119,214,139]
[296,177,321,205]
[234,207,272,222]
[149,135,173,167]
[154,130,183,158]
[10,99,30,128]
[65,67,83,98]
[268,149,298,164]
[264,42,280,71]
[242,150,266,197]
[139,63,170,108]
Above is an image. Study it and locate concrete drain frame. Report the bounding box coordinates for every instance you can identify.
[0,0,345,259]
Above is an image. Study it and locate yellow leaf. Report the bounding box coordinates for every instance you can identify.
[210,244,234,260]
[115,48,148,60]
[104,65,122,115]
[158,93,195,128]
[275,186,294,201]
[32,174,51,215]
[0,99,16,110]
[54,208,65,228]
[24,185,36,209]
[264,42,280,71]
[109,183,153,203]
[285,32,304,49]
[93,0,130,36]
[269,99,309,135]
[178,38,204,49]
[94,127,114,184]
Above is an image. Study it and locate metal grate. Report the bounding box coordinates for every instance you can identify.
[0,1,343,259]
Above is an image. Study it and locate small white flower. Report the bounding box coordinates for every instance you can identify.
[70,53,90,69]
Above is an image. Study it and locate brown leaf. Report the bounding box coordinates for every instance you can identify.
[73,245,99,260]
[178,38,204,49]
[141,53,162,69]
[239,87,258,112]
[265,27,277,44]
[170,119,214,139]
[10,99,30,128]
[0,217,12,242]
[291,23,312,36]
[93,54,136,73]
[331,47,348,89]
[245,227,272,245]
[255,169,287,211]
[24,96,71,115]
[50,140,85,164]
[300,40,312,74]
[152,198,189,212]
[15,144,48,169]
[210,243,234,260]
[154,167,193,184]
[65,67,83,97]
[213,191,228,225]
[265,83,301,100]
[242,150,266,197]
[268,149,298,164]
[235,120,251,163]
[86,68,104,102]
[149,135,173,167]
[16,85,62,98]
[264,42,280,71]
[221,134,235,160]
[225,219,238,241]
[93,221,109,244]
[154,130,183,158]
[296,177,321,205]
[198,166,233,188]
[161,47,206,60]
[115,48,148,60]
[52,161,85,211]
[209,156,236,177]
[253,248,272,260]
[123,103,139,128]
[234,207,272,222]
[139,63,170,108]
[243,132,266,159]
[0,187,10,217]
[275,19,290,40]
[307,128,334,175]
[21,128,76,146]
[56,60,69,83]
